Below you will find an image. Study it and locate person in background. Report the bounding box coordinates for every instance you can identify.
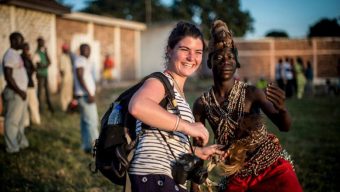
[283,57,294,98]
[0,94,2,115]
[74,43,99,153]
[0,67,3,135]
[243,77,252,85]
[34,37,54,113]
[193,20,302,192]
[275,58,285,90]
[128,21,223,192]
[304,61,314,97]
[255,76,268,90]
[21,42,41,125]
[0,96,3,134]
[336,58,340,92]
[325,78,337,95]
[290,58,297,97]
[59,43,74,112]
[294,57,306,99]
[102,54,115,86]
[2,32,29,153]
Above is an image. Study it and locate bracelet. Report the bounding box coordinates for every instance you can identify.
[173,116,180,132]
[193,146,197,154]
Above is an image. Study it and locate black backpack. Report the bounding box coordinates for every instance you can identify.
[90,72,177,185]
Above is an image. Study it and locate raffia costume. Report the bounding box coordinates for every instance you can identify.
[198,81,302,192]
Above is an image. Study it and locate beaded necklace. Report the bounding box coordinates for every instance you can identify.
[207,80,246,145]
[211,80,246,120]
[201,81,285,179]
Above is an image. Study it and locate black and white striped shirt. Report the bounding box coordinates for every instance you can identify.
[128,73,194,178]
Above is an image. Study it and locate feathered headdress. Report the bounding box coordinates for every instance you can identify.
[207,20,240,68]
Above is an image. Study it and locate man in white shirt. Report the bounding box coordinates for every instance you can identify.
[2,32,29,153]
[283,57,294,98]
[275,58,285,90]
[74,43,98,153]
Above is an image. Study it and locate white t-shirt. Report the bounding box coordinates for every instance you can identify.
[74,55,96,96]
[283,62,293,80]
[3,48,28,91]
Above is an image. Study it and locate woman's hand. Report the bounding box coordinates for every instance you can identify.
[195,144,224,160]
[180,122,210,146]
[265,83,286,112]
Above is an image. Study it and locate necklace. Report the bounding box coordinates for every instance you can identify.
[166,71,186,99]
[205,81,246,145]
[213,81,246,120]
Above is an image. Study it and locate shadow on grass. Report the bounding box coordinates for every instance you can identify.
[0,108,122,191]
[0,80,339,192]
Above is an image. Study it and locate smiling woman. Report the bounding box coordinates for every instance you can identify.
[127,21,224,192]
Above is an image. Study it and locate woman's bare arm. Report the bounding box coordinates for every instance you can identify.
[128,78,209,145]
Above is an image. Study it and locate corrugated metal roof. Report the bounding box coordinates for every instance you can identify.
[0,0,70,15]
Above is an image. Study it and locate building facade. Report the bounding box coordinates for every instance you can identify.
[0,1,146,93]
[57,13,146,83]
[0,0,69,92]
[140,23,340,85]
[235,38,340,85]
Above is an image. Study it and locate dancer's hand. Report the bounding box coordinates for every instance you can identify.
[266,83,286,111]
[220,150,230,160]
[195,144,224,160]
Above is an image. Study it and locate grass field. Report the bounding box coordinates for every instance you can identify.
[0,79,339,192]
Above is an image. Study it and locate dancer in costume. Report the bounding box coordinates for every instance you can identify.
[193,20,303,192]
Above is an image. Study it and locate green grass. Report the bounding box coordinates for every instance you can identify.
[1,80,339,192]
[271,97,340,191]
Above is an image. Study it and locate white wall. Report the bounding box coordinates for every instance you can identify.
[0,5,58,92]
[140,23,176,76]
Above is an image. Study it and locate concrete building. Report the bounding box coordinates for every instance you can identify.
[140,22,177,76]
[56,12,146,83]
[0,0,146,93]
[1,1,339,93]
[0,0,70,92]
[140,22,340,85]
[235,37,340,85]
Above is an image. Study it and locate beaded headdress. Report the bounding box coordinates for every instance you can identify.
[207,20,240,69]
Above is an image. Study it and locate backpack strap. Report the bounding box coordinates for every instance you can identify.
[139,72,177,130]
[146,72,177,108]
[147,72,196,159]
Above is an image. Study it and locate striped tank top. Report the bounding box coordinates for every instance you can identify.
[128,72,194,178]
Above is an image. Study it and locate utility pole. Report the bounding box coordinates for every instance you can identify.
[145,0,152,24]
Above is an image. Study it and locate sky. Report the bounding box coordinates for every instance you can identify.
[62,0,340,39]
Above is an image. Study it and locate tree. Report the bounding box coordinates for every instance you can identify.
[80,0,253,38]
[265,30,289,38]
[308,18,340,37]
[171,0,253,37]
[81,0,173,24]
